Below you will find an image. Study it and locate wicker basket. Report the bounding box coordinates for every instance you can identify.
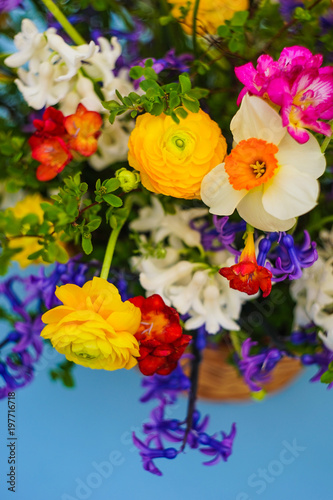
[183,344,302,402]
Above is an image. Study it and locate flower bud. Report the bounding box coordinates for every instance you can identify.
[115,168,140,192]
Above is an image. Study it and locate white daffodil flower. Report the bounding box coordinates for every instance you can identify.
[47,33,97,82]
[89,118,134,170]
[201,94,326,232]
[15,62,70,109]
[4,19,53,72]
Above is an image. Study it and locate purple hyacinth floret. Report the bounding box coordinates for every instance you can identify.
[143,402,184,447]
[237,338,284,392]
[257,231,318,282]
[132,433,178,476]
[199,422,237,465]
[191,215,245,255]
[24,257,90,309]
[140,363,191,403]
[302,348,333,389]
[0,0,22,12]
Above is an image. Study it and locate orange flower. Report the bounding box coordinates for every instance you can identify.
[64,103,103,156]
[219,231,272,297]
[128,109,227,199]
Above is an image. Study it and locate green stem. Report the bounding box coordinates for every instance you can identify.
[100,199,132,280]
[192,0,201,58]
[40,0,86,45]
[306,215,333,234]
[321,126,333,153]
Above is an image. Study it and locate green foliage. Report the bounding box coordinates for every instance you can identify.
[103,63,209,124]
[50,360,76,388]
[321,361,333,386]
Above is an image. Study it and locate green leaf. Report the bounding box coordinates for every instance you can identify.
[175,107,188,119]
[140,79,161,93]
[230,10,249,26]
[150,100,165,116]
[129,66,144,80]
[115,89,124,103]
[169,91,181,110]
[217,25,230,37]
[321,370,333,384]
[86,218,102,232]
[179,73,191,93]
[27,250,43,260]
[103,193,123,207]
[82,234,93,255]
[102,100,123,111]
[131,110,138,118]
[104,178,120,192]
[181,96,200,113]
[95,179,101,191]
[143,67,158,81]
[144,58,154,68]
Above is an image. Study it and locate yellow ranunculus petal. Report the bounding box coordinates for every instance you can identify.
[40,278,141,371]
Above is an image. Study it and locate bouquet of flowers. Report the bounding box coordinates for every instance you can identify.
[1,0,333,476]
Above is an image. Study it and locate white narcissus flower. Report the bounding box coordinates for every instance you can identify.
[89,118,134,170]
[201,95,326,232]
[130,197,208,248]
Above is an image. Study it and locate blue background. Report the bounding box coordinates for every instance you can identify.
[0,266,332,500]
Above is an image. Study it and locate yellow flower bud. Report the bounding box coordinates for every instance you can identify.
[115,168,141,193]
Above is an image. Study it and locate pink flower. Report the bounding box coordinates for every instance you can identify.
[235,46,333,144]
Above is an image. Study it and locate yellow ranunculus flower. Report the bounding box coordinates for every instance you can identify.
[8,193,51,268]
[128,109,227,199]
[7,193,69,268]
[41,277,141,371]
[170,0,249,36]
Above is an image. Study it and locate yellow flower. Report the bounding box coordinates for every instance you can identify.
[41,277,141,371]
[170,0,249,36]
[128,109,227,199]
[7,193,68,268]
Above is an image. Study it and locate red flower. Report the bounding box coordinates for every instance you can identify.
[129,294,192,376]
[219,231,272,298]
[64,103,103,156]
[28,104,103,181]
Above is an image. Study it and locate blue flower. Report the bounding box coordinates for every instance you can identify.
[199,423,237,465]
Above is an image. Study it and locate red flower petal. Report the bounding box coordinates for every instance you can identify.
[64,103,103,156]
[129,294,192,376]
[32,137,72,181]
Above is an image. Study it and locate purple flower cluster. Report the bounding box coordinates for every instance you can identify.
[133,363,236,475]
[0,258,91,398]
[191,215,246,255]
[0,0,22,12]
[257,231,318,282]
[237,339,284,392]
[278,0,304,21]
[302,348,333,389]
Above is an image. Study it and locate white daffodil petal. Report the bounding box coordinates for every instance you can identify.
[230,94,287,145]
[201,163,247,215]
[276,131,326,178]
[237,187,296,232]
[262,165,319,220]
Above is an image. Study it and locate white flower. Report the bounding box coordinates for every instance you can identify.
[102,68,136,102]
[84,37,122,87]
[4,19,52,72]
[15,62,70,109]
[89,118,133,170]
[201,95,326,232]
[130,197,208,247]
[291,255,333,350]
[59,74,104,115]
[184,277,241,334]
[47,34,97,82]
